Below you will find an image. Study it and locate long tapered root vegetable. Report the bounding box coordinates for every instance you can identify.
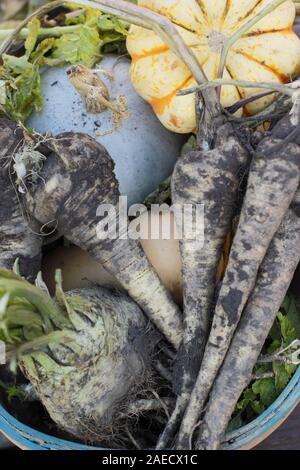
[18,130,183,349]
[196,188,300,449]
[175,114,300,449]
[0,118,42,280]
[156,119,249,449]
[0,270,154,444]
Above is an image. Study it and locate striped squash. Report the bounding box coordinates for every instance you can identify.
[127,0,300,133]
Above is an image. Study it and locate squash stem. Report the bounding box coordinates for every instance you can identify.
[0,24,82,40]
[217,0,294,85]
[178,79,295,98]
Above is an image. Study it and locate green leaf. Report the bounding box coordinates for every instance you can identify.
[227,412,243,433]
[97,14,128,35]
[6,307,44,328]
[273,361,297,391]
[0,380,25,402]
[0,54,42,122]
[8,66,42,121]
[243,388,257,401]
[30,37,57,64]
[236,388,256,412]
[65,12,86,26]
[232,293,300,428]
[251,400,266,416]
[284,294,300,339]
[102,40,128,56]
[0,7,128,123]
[252,378,277,407]
[268,320,281,343]
[25,18,40,56]
[267,338,281,354]
[2,54,32,74]
[277,311,296,345]
[52,24,102,67]
[7,385,25,402]
[22,325,46,342]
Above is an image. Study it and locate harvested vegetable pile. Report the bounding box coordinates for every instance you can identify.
[1,0,300,451]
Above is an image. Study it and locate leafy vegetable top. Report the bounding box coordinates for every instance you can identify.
[0,6,129,122]
[228,293,300,432]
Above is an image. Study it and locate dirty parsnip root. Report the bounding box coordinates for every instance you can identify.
[0,118,42,281]
[175,113,300,449]
[196,186,300,450]
[157,118,249,449]
[16,130,183,349]
[153,0,300,449]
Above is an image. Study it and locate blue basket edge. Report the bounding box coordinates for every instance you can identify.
[0,365,299,450]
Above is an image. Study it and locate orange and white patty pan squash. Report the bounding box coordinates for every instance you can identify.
[127,0,300,133]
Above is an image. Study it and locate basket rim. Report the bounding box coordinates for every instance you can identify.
[0,366,299,450]
[224,364,300,449]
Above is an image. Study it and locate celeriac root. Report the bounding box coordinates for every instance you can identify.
[0,274,154,444]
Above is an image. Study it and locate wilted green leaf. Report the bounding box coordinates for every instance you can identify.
[233,294,300,429]
[30,37,57,64]
[227,412,243,433]
[97,14,128,35]
[181,135,197,156]
[6,307,44,328]
[25,18,40,56]
[2,61,42,122]
[52,24,102,67]
[277,311,297,345]
[282,293,300,339]
[235,388,257,413]
[267,338,281,354]
[0,6,128,122]
[251,400,266,416]
[273,361,297,391]
[2,54,32,73]
[0,380,25,402]
[252,378,277,406]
